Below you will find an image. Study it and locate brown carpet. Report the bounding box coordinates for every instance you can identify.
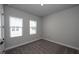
[5,39,78,54]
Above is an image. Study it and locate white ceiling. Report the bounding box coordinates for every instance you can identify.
[8,4,78,17]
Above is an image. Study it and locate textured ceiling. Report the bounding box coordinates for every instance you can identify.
[8,4,78,17]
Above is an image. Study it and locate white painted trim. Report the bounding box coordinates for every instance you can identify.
[44,38,79,51]
[5,39,39,51]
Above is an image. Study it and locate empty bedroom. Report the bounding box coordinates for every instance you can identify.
[0,4,79,54]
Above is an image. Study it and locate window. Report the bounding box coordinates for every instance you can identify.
[30,20,37,35]
[9,16,23,37]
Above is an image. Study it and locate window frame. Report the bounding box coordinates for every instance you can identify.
[30,20,37,35]
[9,16,23,37]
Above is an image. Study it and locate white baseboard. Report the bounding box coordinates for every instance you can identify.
[5,39,39,51]
[5,38,79,51]
[44,38,79,51]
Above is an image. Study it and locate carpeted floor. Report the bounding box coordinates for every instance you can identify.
[5,39,78,54]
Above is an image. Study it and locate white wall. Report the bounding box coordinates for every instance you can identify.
[5,6,42,49]
[43,6,79,50]
[5,5,79,50]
